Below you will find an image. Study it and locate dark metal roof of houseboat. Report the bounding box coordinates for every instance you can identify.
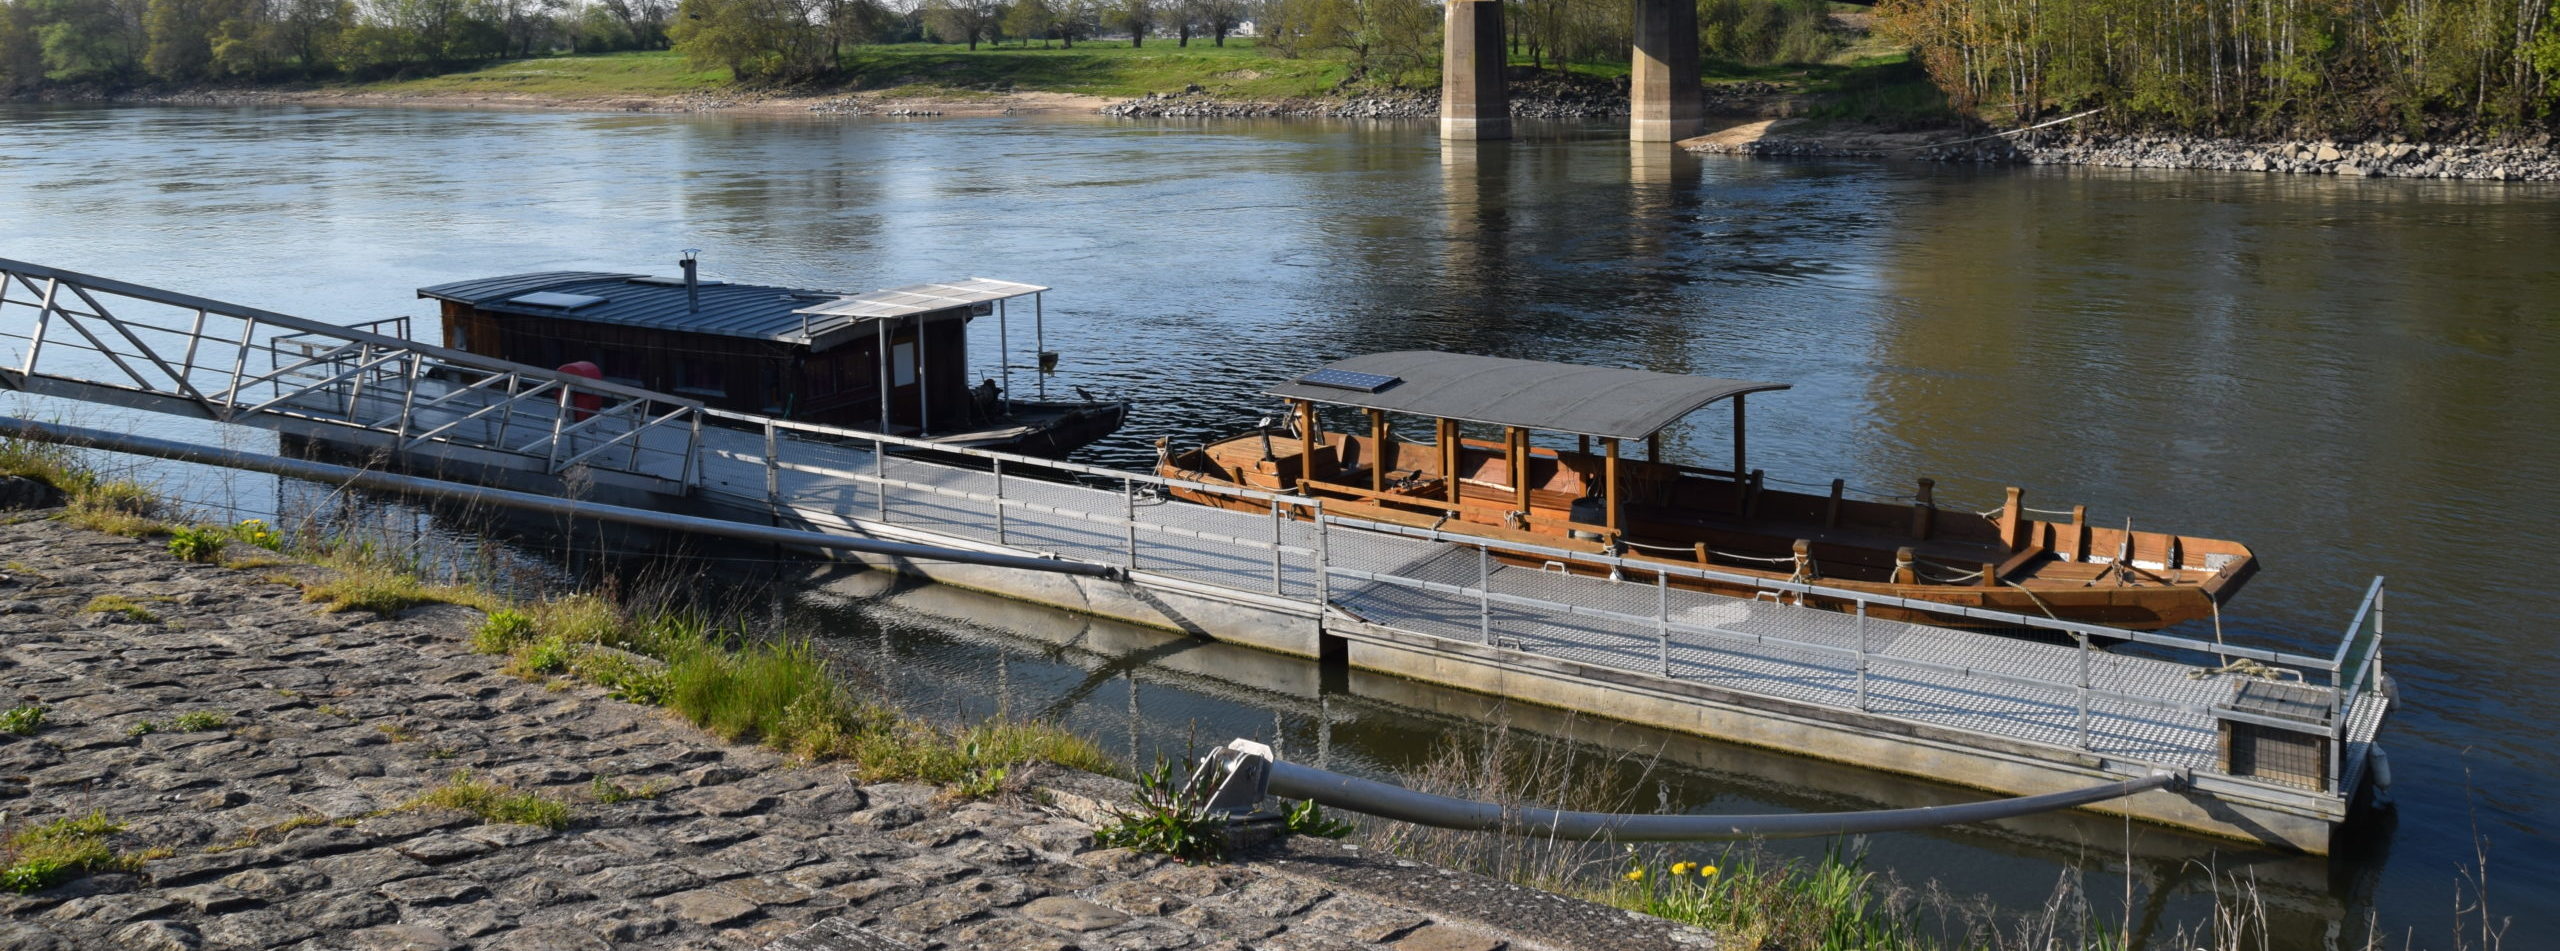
[419,272,1046,348]
[1266,351,1789,440]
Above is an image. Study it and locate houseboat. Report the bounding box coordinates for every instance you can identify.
[417,254,1129,456]
[1156,351,2257,630]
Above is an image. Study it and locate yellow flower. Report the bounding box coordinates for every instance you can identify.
[1700,865,1719,877]
[1670,862,1695,876]
[1624,868,1645,882]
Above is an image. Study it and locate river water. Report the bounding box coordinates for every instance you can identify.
[2,104,2554,945]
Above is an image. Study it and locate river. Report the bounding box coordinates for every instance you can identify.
[2,104,2554,946]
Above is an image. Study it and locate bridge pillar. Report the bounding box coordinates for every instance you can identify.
[1439,0,1509,140]
[1630,0,1703,142]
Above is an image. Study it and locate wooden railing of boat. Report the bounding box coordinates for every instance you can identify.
[1158,431,2255,631]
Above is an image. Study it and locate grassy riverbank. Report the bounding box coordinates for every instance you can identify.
[142,41,1945,122]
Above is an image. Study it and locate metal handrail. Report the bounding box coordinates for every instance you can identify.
[1314,510,2339,671]
[1324,562,2215,721]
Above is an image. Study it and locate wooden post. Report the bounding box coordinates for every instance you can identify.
[1980,561,1999,586]
[2000,486,2026,550]
[1893,547,1916,585]
[1647,432,1661,463]
[1825,478,1844,529]
[2069,504,2088,561]
[1368,409,1389,494]
[1693,541,1709,565]
[1578,434,1590,455]
[1297,399,1321,488]
[1601,437,1621,536]
[1910,477,1936,539]
[1506,426,1528,517]
[1744,469,1764,519]
[1439,418,1461,506]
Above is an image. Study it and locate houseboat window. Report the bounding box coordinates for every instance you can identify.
[676,358,728,399]
[892,342,917,387]
[761,362,785,414]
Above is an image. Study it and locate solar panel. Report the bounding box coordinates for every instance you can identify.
[1295,368,1401,393]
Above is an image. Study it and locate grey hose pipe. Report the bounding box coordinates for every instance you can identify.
[0,416,1122,581]
[1263,758,2185,841]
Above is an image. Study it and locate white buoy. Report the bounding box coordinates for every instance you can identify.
[2370,746,2394,792]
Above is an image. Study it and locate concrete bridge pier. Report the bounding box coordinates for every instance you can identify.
[1439,0,1510,140]
[1630,0,1703,142]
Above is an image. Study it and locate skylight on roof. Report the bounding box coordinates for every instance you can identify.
[509,291,608,310]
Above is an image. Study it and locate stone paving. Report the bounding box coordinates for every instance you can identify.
[0,515,1706,950]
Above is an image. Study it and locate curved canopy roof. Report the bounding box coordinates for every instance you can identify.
[1265,351,1789,440]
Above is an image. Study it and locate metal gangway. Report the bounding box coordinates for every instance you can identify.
[0,258,2391,812]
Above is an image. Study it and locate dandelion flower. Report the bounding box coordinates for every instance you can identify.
[1671,862,1695,876]
[1624,868,1645,882]
[1700,865,1719,877]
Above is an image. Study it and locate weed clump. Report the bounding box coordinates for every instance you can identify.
[1,812,145,893]
[406,771,571,830]
[472,609,537,655]
[0,703,46,736]
[170,711,228,732]
[165,525,227,563]
[63,478,170,538]
[1095,759,1227,864]
[81,594,162,624]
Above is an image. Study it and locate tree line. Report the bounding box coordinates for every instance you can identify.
[0,0,1840,92]
[1876,0,2560,132]
[0,0,684,86]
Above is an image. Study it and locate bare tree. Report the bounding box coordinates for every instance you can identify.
[1112,0,1151,45]
[921,0,998,46]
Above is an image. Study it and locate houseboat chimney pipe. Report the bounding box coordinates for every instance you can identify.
[680,249,701,313]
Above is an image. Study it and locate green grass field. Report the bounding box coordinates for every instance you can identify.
[351,51,735,98]
[350,42,1357,102]
[338,35,1942,122]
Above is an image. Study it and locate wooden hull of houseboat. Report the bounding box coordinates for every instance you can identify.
[1158,431,2256,632]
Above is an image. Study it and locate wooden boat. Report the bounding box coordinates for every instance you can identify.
[419,254,1128,457]
[1156,351,2256,631]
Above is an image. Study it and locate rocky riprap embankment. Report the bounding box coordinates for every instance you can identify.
[1934,132,2560,181]
[1691,124,2560,181]
[0,514,1695,951]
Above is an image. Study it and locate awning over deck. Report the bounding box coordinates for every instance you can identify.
[790,278,1050,321]
[1266,351,1788,440]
